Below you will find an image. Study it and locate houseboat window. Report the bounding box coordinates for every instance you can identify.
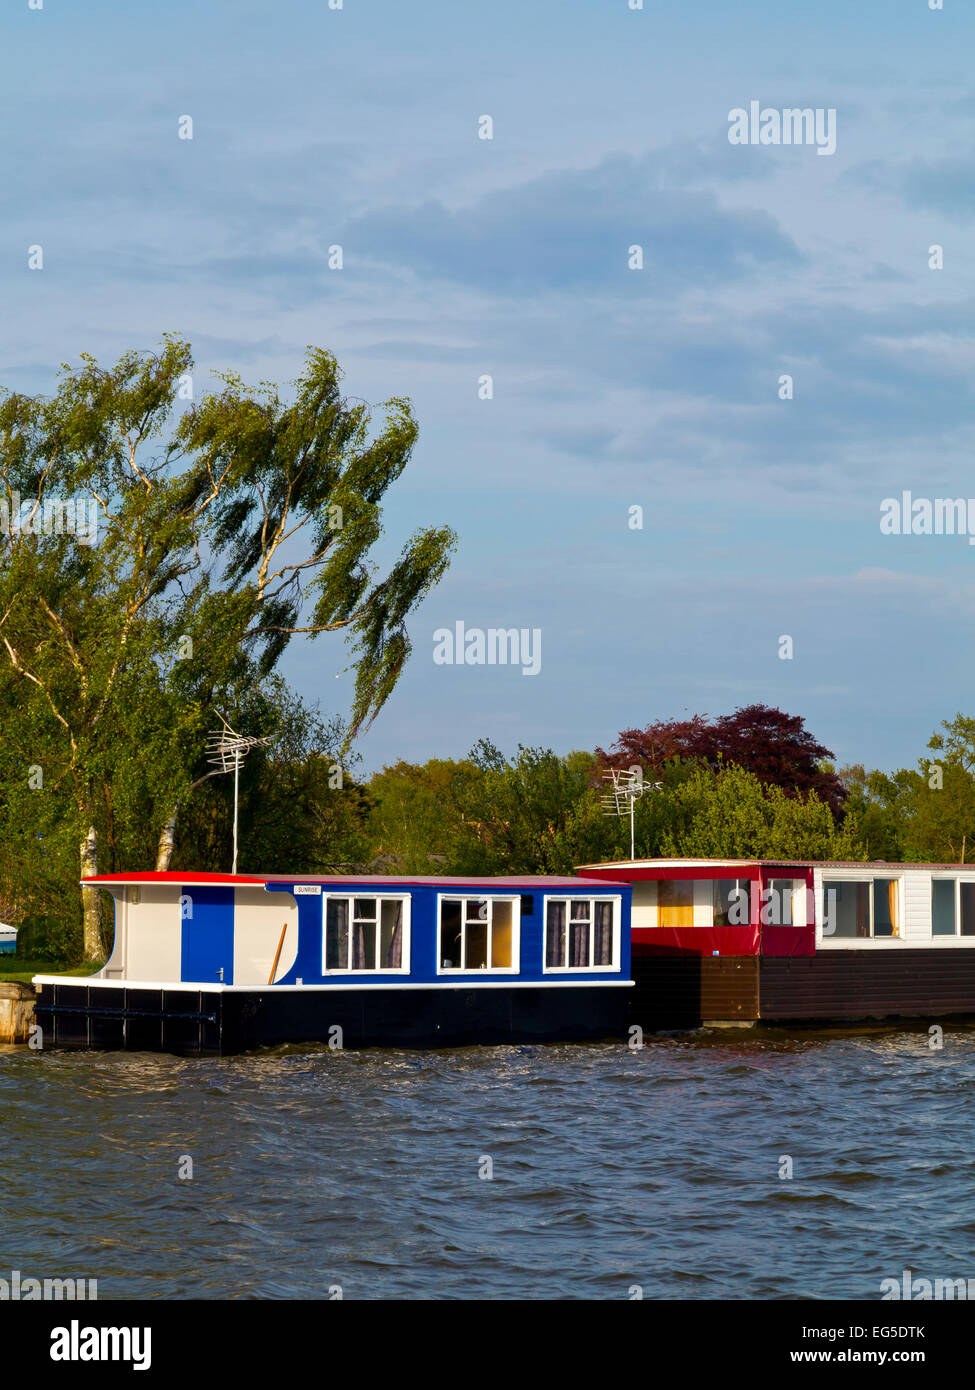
[325,899,349,969]
[713,879,752,926]
[825,879,900,938]
[828,880,870,937]
[766,879,797,925]
[932,879,975,937]
[438,898,517,972]
[492,901,514,967]
[873,879,899,938]
[933,879,956,936]
[544,898,616,969]
[658,878,753,928]
[546,902,566,967]
[324,895,407,972]
[962,884,975,937]
[380,900,404,968]
[754,878,807,926]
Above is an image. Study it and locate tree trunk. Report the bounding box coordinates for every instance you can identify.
[80,825,102,962]
[156,807,178,872]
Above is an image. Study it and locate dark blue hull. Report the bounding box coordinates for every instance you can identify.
[34,982,631,1055]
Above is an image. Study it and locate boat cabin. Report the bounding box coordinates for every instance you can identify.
[33,872,633,1053]
[577,858,975,954]
[577,858,975,1027]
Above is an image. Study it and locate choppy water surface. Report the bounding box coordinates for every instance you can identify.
[2,1026,973,1299]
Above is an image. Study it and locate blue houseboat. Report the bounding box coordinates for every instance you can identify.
[32,872,632,1054]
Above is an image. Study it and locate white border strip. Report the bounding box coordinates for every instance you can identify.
[33,974,634,992]
[816,939,975,950]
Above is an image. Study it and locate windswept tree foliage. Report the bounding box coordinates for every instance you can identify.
[171,683,374,877]
[0,339,455,957]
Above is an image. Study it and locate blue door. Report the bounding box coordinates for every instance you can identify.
[180,886,234,984]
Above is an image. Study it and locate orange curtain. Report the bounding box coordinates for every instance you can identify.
[889,881,899,938]
[657,880,694,928]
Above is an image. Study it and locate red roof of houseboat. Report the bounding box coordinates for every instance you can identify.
[81,872,630,888]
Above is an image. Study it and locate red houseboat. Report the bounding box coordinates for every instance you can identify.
[577,858,975,1028]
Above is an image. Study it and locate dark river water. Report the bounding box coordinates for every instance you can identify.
[2,1026,972,1300]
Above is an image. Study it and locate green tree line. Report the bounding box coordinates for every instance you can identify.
[357,712,975,879]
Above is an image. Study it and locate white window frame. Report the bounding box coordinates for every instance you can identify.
[435,894,521,975]
[321,892,411,975]
[817,875,903,944]
[929,875,975,939]
[542,895,622,973]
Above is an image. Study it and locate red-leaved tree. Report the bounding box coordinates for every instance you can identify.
[597,703,846,817]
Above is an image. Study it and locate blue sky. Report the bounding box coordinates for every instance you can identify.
[2,0,973,776]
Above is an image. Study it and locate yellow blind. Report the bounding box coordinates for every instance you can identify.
[657,880,694,929]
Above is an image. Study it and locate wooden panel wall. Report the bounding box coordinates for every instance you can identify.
[760,950,975,1021]
[630,955,759,1028]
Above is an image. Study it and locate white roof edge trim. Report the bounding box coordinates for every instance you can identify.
[576,859,755,869]
[31,974,635,992]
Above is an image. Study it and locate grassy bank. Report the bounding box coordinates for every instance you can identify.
[0,957,102,985]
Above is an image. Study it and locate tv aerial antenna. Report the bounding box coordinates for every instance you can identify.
[600,768,662,860]
[206,716,273,874]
